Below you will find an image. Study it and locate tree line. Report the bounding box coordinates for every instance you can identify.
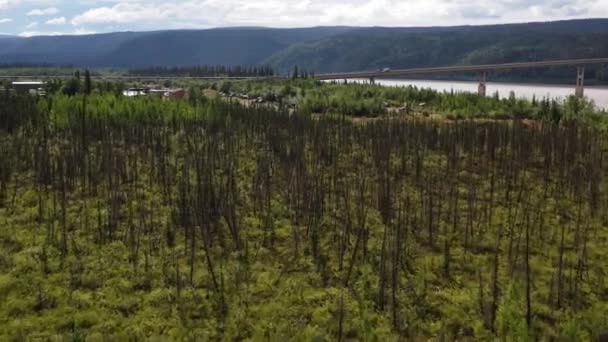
[128,64,275,78]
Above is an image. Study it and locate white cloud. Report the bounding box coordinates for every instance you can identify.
[45,16,65,25]
[1,0,57,11]
[18,27,95,37]
[0,0,18,11]
[1,0,606,36]
[71,3,165,26]
[69,0,608,29]
[0,18,13,24]
[19,30,62,37]
[27,7,59,16]
[73,27,95,35]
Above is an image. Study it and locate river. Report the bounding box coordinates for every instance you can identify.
[348,79,608,110]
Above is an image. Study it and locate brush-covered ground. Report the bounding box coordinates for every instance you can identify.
[0,91,607,341]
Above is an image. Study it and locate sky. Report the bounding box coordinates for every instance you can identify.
[0,0,606,37]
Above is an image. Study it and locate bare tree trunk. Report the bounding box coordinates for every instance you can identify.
[525,211,532,329]
[556,223,567,309]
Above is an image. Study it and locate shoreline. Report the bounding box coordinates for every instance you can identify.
[348,78,608,89]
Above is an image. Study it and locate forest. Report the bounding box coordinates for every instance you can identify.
[218,78,606,127]
[0,77,607,340]
[0,65,87,77]
[265,20,608,82]
[128,65,276,78]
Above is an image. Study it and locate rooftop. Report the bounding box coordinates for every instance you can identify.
[12,81,45,85]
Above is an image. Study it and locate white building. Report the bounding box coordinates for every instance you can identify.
[12,81,45,95]
[122,88,147,97]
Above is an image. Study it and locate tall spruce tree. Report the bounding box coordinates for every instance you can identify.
[84,70,92,95]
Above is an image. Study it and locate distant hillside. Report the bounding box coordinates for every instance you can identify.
[0,27,353,68]
[0,19,607,83]
[265,19,608,83]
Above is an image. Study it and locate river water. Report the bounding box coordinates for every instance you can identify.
[348,79,608,110]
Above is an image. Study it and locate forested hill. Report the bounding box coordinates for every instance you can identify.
[0,19,607,82]
[265,19,608,82]
[0,27,353,68]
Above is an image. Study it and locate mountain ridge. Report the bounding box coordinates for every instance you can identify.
[0,27,354,67]
[0,19,606,82]
[264,19,608,83]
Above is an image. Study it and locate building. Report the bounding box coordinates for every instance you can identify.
[123,88,186,100]
[122,88,147,97]
[149,89,169,97]
[12,81,45,95]
[165,88,186,100]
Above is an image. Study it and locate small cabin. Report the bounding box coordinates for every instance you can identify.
[123,88,147,97]
[12,81,45,95]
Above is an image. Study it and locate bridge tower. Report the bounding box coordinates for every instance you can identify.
[478,71,488,97]
[575,66,585,97]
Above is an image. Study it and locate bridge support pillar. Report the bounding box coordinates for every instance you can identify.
[369,77,375,84]
[575,66,585,97]
[477,72,488,97]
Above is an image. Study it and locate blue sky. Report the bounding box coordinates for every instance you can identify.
[0,0,606,37]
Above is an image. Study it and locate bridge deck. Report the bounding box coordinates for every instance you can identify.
[315,58,608,80]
